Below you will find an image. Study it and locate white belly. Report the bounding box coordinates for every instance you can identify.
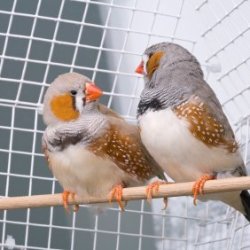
[139,109,243,182]
[48,145,140,198]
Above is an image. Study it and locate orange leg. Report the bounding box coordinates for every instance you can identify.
[108,184,125,211]
[62,191,79,212]
[192,174,215,206]
[146,180,168,209]
[146,180,166,201]
[62,191,70,212]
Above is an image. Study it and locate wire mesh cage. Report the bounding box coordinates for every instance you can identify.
[0,0,250,249]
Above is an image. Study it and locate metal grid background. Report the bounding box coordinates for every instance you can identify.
[0,0,250,249]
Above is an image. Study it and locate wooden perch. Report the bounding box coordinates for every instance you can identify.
[1,176,250,210]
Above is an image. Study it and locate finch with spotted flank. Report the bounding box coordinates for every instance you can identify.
[136,42,250,221]
[42,72,166,211]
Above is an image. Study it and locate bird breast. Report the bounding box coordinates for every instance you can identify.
[48,144,134,198]
[139,108,243,182]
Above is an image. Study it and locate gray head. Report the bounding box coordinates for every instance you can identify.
[135,42,203,86]
[43,72,103,125]
[136,43,205,116]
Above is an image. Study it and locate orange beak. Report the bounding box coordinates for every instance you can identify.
[135,61,144,74]
[85,82,103,102]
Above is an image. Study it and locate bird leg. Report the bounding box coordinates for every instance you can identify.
[192,174,215,205]
[62,191,70,212]
[62,191,79,212]
[108,184,125,211]
[146,180,168,209]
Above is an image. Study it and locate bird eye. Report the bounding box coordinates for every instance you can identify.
[70,90,77,96]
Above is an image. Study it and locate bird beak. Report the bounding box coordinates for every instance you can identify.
[85,82,103,102]
[135,61,145,74]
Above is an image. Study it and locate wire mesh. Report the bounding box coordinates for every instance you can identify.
[0,0,250,249]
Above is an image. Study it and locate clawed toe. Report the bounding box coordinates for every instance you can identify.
[192,175,215,205]
[146,181,168,209]
[108,184,125,211]
[146,181,166,201]
[162,197,168,210]
[62,191,79,212]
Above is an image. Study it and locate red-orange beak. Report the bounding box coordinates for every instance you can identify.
[135,61,145,74]
[85,82,103,102]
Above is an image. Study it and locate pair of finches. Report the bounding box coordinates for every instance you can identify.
[42,42,250,222]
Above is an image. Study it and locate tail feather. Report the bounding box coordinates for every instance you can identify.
[240,190,250,222]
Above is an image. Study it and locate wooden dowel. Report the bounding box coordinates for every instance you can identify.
[1,176,250,210]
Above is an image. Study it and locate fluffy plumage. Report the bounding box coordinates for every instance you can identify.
[136,42,250,221]
[42,72,166,210]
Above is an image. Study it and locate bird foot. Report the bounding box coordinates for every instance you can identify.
[146,180,168,209]
[192,174,215,205]
[108,184,125,211]
[62,191,79,212]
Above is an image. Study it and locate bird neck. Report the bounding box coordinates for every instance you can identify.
[137,86,182,116]
[138,60,204,116]
[82,101,99,112]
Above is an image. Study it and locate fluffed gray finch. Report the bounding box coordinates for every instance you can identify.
[42,72,166,211]
[136,42,250,221]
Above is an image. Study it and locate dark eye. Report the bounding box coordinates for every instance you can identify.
[70,90,77,96]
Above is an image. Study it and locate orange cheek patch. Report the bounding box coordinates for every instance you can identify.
[50,94,79,121]
[146,51,164,79]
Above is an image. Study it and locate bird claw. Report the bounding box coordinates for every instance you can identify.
[162,197,168,210]
[73,204,79,212]
[192,174,215,205]
[146,180,168,208]
[70,193,79,212]
[108,184,125,211]
[62,191,79,212]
